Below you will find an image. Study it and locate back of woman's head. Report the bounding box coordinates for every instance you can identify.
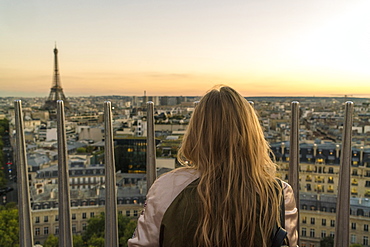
[178,85,281,247]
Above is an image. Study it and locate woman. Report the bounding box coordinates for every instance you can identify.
[128,85,298,247]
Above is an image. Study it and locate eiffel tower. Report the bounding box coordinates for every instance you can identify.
[43,45,70,110]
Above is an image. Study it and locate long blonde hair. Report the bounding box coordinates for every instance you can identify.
[178,85,282,247]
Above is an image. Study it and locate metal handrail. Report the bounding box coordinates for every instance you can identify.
[288,101,300,244]
[104,101,119,246]
[146,101,157,190]
[56,100,73,247]
[334,101,353,247]
[14,100,34,247]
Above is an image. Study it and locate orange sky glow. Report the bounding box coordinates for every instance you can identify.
[1,0,370,98]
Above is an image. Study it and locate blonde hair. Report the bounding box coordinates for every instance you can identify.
[178,85,282,247]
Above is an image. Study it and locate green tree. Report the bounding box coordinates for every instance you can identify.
[82,214,105,243]
[43,234,59,247]
[0,169,6,188]
[82,212,137,247]
[87,234,104,247]
[320,236,334,247]
[43,234,84,247]
[350,244,363,247]
[120,220,137,247]
[0,206,19,247]
[73,235,85,247]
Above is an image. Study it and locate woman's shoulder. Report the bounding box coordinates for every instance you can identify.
[280,180,297,212]
[147,167,200,199]
[155,167,200,187]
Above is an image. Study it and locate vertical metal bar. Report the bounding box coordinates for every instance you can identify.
[334,101,353,247]
[104,101,119,247]
[288,101,300,244]
[14,100,34,247]
[57,100,73,247]
[146,101,156,190]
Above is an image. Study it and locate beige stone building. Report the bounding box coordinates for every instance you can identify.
[32,203,143,244]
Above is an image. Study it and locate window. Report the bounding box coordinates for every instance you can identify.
[72,213,76,220]
[72,224,76,234]
[90,212,95,218]
[44,216,48,222]
[302,228,307,237]
[307,184,311,191]
[321,230,326,238]
[311,218,315,225]
[302,217,307,224]
[364,224,369,232]
[330,232,335,238]
[44,227,49,235]
[352,222,356,230]
[82,223,87,231]
[82,213,86,219]
[126,210,130,217]
[322,219,326,226]
[351,234,356,244]
[364,236,369,246]
[365,181,370,187]
[55,215,59,221]
[134,210,138,217]
[310,229,315,238]
[35,216,40,223]
[55,226,59,235]
[35,228,40,236]
[330,220,335,227]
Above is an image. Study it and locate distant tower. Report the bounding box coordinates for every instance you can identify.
[143,90,147,106]
[43,45,70,110]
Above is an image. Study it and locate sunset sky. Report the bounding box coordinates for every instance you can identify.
[1,0,370,97]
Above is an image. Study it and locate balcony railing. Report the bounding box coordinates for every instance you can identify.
[13,100,354,247]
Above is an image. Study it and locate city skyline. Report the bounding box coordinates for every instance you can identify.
[1,0,370,97]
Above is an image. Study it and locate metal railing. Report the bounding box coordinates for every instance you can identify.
[13,100,353,246]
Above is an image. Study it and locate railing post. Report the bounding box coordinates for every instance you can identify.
[57,100,73,247]
[288,101,300,244]
[146,101,156,190]
[334,101,353,247]
[14,100,34,247]
[104,101,119,246]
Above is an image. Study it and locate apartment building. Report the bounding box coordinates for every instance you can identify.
[274,141,370,246]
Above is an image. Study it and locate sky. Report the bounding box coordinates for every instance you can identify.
[1,0,370,97]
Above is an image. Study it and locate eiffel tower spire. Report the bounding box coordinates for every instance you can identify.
[43,45,70,110]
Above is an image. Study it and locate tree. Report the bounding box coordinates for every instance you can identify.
[87,234,104,247]
[43,234,84,247]
[82,212,137,247]
[120,220,137,247]
[0,206,19,247]
[350,244,363,247]
[73,235,84,247]
[43,234,58,247]
[320,236,334,247]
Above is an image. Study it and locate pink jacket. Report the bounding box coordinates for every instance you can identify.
[128,168,299,247]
